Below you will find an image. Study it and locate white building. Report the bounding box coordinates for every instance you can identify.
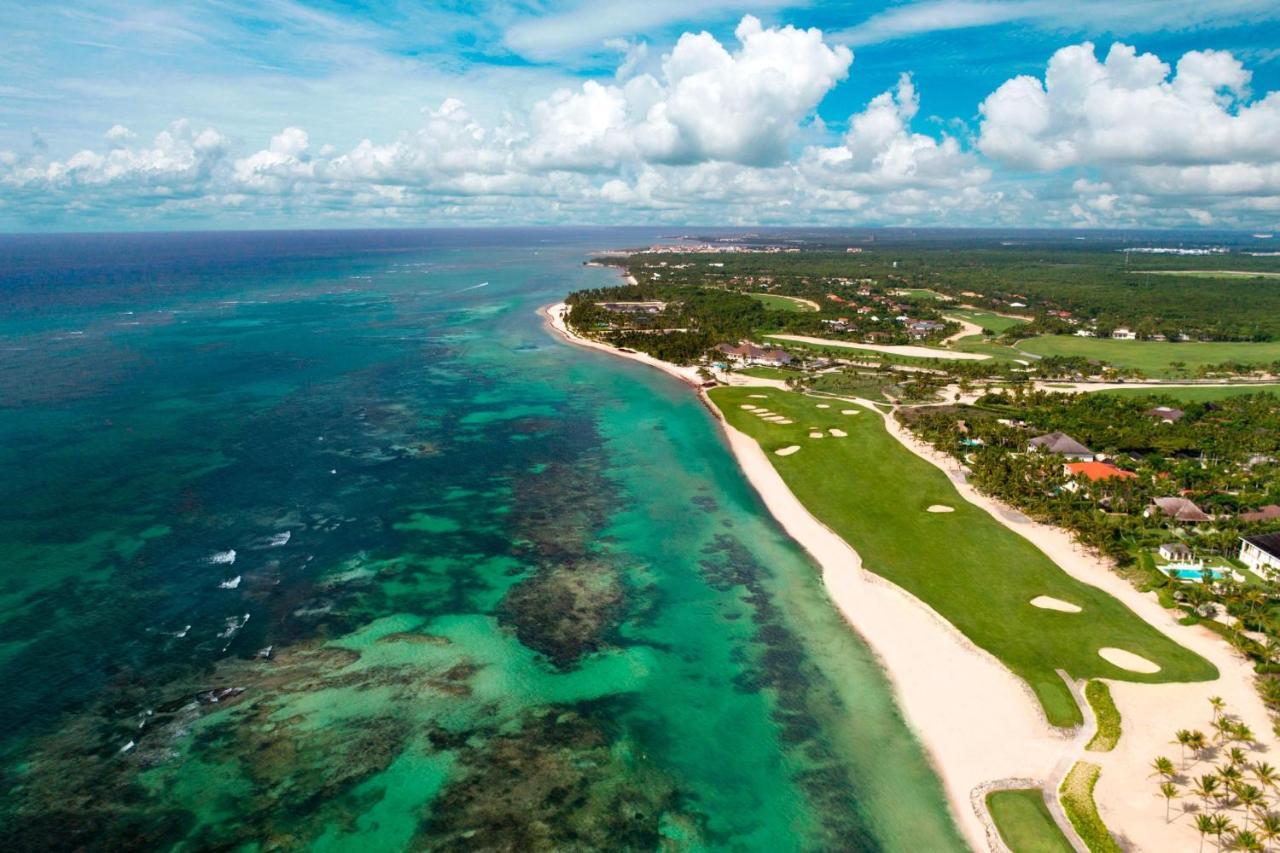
[1111,327,1137,340]
[1240,534,1280,576]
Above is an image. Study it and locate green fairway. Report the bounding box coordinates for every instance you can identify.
[709,387,1216,727]
[1133,269,1280,280]
[946,309,1029,333]
[1017,335,1280,378]
[1098,383,1280,403]
[747,292,818,312]
[736,365,798,380]
[951,334,1028,361]
[987,789,1074,853]
[763,334,989,364]
[894,288,952,301]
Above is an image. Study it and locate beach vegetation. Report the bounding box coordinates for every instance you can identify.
[1084,681,1121,752]
[1060,761,1121,852]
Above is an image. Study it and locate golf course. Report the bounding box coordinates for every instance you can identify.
[1016,336,1280,377]
[708,386,1217,727]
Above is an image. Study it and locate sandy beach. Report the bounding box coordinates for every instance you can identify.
[542,302,1273,852]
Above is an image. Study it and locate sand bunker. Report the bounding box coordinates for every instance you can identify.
[1099,647,1160,673]
[809,431,824,438]
[828,429,847,437]
[775,446,801,457]
[740,404,758,410]
[776,419,793,425]
[1030,596,1082,613]
[749,394,769,399]
[841,409,860,415]
[816,404,830,409]
[926,505,954,513]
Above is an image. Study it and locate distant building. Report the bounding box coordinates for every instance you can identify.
[1159,542,1194,563]
[1075,329,1097,337]
[1146,497,1211,523]
[1064,461,1137,482]
[1111,328,1137,340]
[1145,406,1185,423]
[1028,431,1097,461]
[1240,533,1280,576]
[597,301,666,314]
[715,342,793,367]
[1240,505,1280,523]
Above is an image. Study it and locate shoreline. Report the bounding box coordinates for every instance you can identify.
[541,302,1070,850]
[542,301,1279,852]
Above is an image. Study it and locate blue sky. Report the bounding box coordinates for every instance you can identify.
[2,1,1280,231]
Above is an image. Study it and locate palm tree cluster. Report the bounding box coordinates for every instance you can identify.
[1158,699,1280,851]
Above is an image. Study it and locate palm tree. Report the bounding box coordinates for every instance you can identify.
[1197,813,1219,853]
[1160,781,1180,823]
[1153,756,1177,779]
[1192,730,1211,763]
[1257,812,1280,851]
[1219,717,1241,744]
[1233,748,1253,768]
[1232,829,1264,852]
[1217,815,1241,849]
[1238,784,1267,829]
[1195,774,1223,807]
[1213,696,1228,722]
[1254,762,1278,791]
[1177,729,1197,767]
[1237,723,1258,746]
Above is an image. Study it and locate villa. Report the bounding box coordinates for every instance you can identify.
[1146,496,1211,524]
[1240,505,1280,523]
[1111,327,1137,340]
[1145,405,1185,423]
[1063,461,1137,483]
[1241,533,1280,576]
[715,342,793,367]
[1028,431,1096,461]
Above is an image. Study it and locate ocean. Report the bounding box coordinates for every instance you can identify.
[0,229,963,851]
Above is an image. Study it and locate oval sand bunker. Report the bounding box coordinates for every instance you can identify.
[926,505,954,513]
[1099,647,1160,673]
[1030,595,1082,613]
[749,394,769,398]
[775,446,801,457]
[841,409,860,415]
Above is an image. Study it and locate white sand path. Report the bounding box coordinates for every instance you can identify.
[766,333,991,361]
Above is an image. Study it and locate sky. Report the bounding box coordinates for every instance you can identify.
[2,1,1280,232]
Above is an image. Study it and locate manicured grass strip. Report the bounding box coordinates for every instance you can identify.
[946,309,1029,333]
[1084,681,1121,752]
[1017,336,1280,378]
[987,789,1074,853]
[1059,762,1120,853]
[1097,384,1280,403]
[737,366,799,381]
[747,293,817,312]
[709,388,1216,727]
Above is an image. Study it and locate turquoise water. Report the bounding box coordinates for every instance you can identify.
[1165,567,1226,580]
[0,230,963,850]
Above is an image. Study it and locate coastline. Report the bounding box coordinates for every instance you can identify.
[541,302,1070,850]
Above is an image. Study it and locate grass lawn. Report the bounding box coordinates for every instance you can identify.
[764,334,986,364]
[1017,336,1280,378]
[987,789,1074,853]
[951,334,1028,361]
[709,387,1217,727]
[946,309,1029,333]
[747,293,818,312]
[894,287,952,301]
[736,365,799,381]
[1098,384,1280,403]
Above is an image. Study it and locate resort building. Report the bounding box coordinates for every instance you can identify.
[1063,461,1137,483]
[1028,431,1097,461]
[1111,327,1137,340]
[1146,496,1212,524]
[714,342,793,367]
[1159,542,1194,563]
[1240,533,1280,576]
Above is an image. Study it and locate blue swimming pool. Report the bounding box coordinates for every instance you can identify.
[1164,566,1227,580]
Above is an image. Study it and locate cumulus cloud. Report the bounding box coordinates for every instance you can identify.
[979,41,1280,170]
[802,73,990,192]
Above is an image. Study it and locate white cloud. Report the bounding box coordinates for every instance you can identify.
[979,42,1280,170]
[802,73,989,191]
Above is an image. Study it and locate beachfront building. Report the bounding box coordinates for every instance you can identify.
[1028,431,1097,461]
[714,342,793,367]
[1240,533,1280,576]
[1145,497,1212,524]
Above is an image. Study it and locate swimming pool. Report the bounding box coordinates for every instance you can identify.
[1163,566,1227,581]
